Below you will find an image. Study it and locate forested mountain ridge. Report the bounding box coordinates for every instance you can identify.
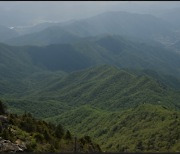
[3,65,180,118]
[1,34,180,77]
[0,9,180,153]
[2,34,180,99]
[45,104,180,152]
[1,66,180,152]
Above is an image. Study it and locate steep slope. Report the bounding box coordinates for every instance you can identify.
[0,43,70,96]
[33,65,180,110]
[25,44,92,71]
[45,104,180,152]
[0,43,38,78]
[0,43,41,96]
[5,65,180,119]
[4,33,180,77]
[0,101,101,152]
[73,35,180,77]
[1,65,180,152]
[130,69,180,90]
[2,65,180,152]
[1,34,180,97]
[9,35,180,77]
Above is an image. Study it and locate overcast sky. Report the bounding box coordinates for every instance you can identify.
[0,1,180,26]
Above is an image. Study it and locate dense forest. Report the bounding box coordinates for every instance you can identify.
[0,6,180,152]
[0,100,101,152]
[1,66,180,152]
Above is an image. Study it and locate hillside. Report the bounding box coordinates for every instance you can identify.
[45,104,180,152]
[24,35,180,77]
[1,52,180,153]
[73,35,180,77]
[2,66,180,152]
[2,34,180,78]
[1,3,180,153]
[0,101,101,152]
[130,69,180,90]
[25,44,92,71]
[1,38,180,115]
[4,65,180,118]
[0,43,41,96]
[31,65,180,110]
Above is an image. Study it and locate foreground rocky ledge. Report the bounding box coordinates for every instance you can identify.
[0,137,27,152]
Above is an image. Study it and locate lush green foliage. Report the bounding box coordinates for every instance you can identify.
[1,17,180,153]
[130,69,180,90]
[1,65,179,152]
[26,44,92,72]
[2,33,180,78]
[0,102,101,152]
[45,104,180,152]
[0,100,6,114]
[2,65,180,118]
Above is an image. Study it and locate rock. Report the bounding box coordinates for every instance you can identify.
[0,115,8,123]
[15,139,27,151]
[0,138,25,152]
[0,115,9,130]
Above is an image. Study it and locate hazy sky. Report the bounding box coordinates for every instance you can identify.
[0,1,180,26]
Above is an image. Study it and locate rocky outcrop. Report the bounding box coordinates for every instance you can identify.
[0,137,26,152]
[15,139,27,151]
[0,116,8,123]
[0,115,9,130]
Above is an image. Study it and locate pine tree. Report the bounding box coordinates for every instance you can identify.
[44,130,51,141]
[64,130,72,140]
[0,100,6,115]
[55,124,64,139]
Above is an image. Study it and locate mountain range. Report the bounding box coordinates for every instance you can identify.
[2,11,179,46]
[0,10,180,152]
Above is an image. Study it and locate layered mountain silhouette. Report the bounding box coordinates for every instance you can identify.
[0,10,180,152]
